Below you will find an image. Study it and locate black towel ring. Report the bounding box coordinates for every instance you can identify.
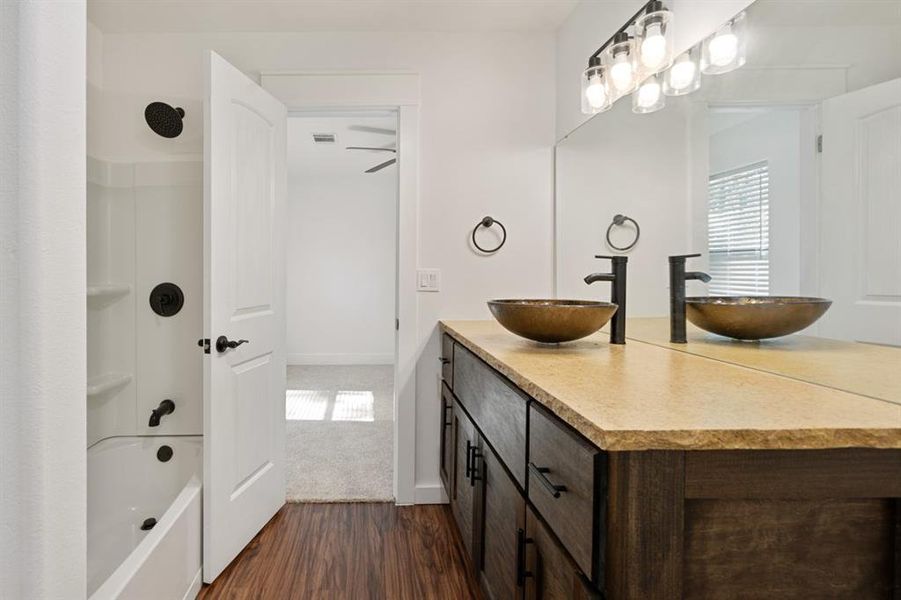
[605,214,640,252]
[472,216,507,254]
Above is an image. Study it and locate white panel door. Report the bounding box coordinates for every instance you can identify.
[819,78,901,346]
[203,51,287,582]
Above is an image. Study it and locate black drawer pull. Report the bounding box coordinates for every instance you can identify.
[469,447,482,486]
[465,439,474,479]
[529,462,567,498]
[515,528,534,586]
[439,357,451,365]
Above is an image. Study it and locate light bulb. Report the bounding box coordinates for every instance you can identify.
[708,30,738,67]
[585,74,607,109]
[610,53,635,92]
[640,23,667,69]
[669,58,696,90]
[636,79,662,108]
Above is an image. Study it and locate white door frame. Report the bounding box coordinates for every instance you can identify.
[260,71,419,504]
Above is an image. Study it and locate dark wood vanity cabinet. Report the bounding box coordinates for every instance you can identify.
[449,400,480,564]
[478,443,524,600]
[524,506,600,600]
[439,383,454,492]
[441,328,901,599]
[442,340,601,599]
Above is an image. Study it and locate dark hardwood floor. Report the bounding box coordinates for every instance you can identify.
[198,503,483,600]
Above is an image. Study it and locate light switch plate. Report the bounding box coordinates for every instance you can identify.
[417,268,440,292]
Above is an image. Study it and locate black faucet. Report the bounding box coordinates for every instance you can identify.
[669,254,711,343]
[149,399,175,427]
[584,255,628,344]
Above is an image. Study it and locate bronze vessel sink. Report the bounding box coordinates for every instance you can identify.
[487,299,618,344]
[685,296,832,340]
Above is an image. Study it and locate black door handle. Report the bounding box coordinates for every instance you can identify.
[216,335,249,353]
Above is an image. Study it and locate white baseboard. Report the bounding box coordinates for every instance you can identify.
[413,483,448,504]
[287,353,394,366]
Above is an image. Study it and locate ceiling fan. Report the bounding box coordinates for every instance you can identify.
[346,125,397,173]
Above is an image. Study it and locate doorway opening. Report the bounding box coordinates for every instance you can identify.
[284,111,398,502]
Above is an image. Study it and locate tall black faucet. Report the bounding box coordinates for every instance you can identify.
[584,255,628,344]
[149,399,175,427]
[669,254,711,343]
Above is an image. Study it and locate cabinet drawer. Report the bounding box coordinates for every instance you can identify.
[453,344,528,487]
[528,403,605,582]
[441,333,455,388]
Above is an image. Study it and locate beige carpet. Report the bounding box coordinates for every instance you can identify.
[286,365,394,502]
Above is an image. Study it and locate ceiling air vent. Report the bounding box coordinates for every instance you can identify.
[312,133,336,144]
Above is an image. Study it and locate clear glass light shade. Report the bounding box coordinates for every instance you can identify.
[635,9,674,75]
[663,49,701,96]
[580,65,612,114]
[701,12,747,75]
[604,37,639,97]
[632,74,665,114]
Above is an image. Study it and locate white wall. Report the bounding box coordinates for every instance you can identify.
[1,1,87,597]
[94,29,556,500]
[555,98,692,313]
[286,116,397,365]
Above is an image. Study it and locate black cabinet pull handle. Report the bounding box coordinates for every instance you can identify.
[515,528,534,586]
[443,403,452,427]
[216,336,249,353]
[465,440,473,479]
[439,357,451,365]
[528,462,567,498]
[469,447,482,486]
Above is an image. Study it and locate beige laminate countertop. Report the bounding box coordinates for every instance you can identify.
[440,320,901,452]
[624,318,901,405]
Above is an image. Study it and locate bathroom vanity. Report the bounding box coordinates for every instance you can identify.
[438,320,901,599]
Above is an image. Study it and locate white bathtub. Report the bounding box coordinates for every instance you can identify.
[88,436,203,600]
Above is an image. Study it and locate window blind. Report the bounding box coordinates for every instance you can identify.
[707,161,770,296]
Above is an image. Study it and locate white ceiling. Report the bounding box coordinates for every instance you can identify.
[287,113,398,178]
[88,0,579,34]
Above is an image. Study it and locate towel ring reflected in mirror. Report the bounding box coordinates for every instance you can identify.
[472,216,507,254]
[606,214,640,252]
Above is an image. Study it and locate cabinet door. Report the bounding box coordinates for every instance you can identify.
[478,443,525,600]
[524,506,600,600]
[440,383,454,494]
[450,403,480,564]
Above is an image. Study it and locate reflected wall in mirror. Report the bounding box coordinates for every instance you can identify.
[557,0,901,348]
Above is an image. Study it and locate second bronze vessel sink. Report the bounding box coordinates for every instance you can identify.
[488,299,618,343]
[685,296,832,340]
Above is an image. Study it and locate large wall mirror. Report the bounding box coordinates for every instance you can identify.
[556,0,901,350]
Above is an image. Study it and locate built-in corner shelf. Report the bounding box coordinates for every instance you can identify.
[87,284,131,309]
[87,373,132,399]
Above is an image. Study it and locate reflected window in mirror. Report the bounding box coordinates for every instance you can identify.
[707,161,769,296]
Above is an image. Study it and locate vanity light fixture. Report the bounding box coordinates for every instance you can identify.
[633,73,665,114]
[701,12,747,75]
[663,48,701,96]
[635,0,674,73]
[581,57,612,114]
[581,1,745,115]
[605,32,639,97]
